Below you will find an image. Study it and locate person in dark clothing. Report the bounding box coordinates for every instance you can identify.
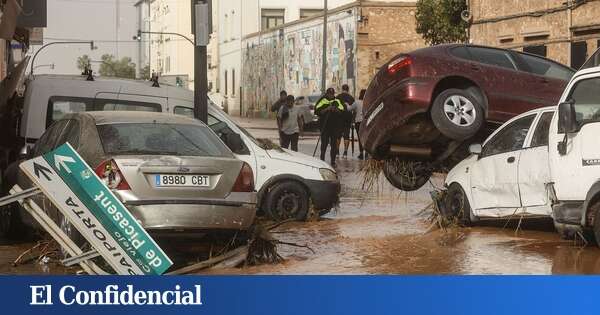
[270,90,288,112]
[315,88,345,167]
[336,84,355,158]
[271,90,288,146]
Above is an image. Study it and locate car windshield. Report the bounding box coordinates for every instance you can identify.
[97,123,232,157]
[568,77,600,125]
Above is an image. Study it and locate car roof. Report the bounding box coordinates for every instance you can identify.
[64,111,204,125]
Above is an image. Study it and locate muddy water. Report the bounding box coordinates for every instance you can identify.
[208,133,600,275]
[4,128,600,275]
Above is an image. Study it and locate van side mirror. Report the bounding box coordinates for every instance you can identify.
[18,145,32,160]
[558,101,578,133]
[468,143,482,155]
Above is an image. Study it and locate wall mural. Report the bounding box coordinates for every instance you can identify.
[242,9,357,116]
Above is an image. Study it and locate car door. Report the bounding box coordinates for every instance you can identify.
[518,110,554,208]
[470,114,537,210]
[466,46,533,123]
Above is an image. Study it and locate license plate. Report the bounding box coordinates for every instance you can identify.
[155,174,210,187]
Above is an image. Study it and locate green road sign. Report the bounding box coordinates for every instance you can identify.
[42,143,172,275]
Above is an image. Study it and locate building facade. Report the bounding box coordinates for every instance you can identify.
[141,0,219,93]
[239,1,424,117]
[469,0,600,70]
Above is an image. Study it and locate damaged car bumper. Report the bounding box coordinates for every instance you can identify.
[360,78,435,158]
[119,192,257,231]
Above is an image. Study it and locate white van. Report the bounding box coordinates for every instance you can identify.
[444,49,600,243]
[14,74,340,221]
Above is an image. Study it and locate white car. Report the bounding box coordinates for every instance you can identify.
[13,74,340,222]
[444,49,600,247]
[444,106,556,224]
[202,105,340,221]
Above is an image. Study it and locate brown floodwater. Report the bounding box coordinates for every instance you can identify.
[3,131,600,275]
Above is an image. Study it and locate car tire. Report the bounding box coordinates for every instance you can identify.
[431,88,484,140]
[265,181,309,222]
[592,203,600,247]
[444,183,472,226]
[383,160,431,192]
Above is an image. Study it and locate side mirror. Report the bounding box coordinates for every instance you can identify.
[468,143,482,155]
[558,101,578,133]
[18,145,31,160]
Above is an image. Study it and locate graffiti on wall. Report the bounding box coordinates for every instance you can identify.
[242,10,357,115]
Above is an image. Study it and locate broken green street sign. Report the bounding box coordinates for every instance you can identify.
[43,143,172,275]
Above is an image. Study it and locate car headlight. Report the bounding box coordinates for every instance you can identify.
[319,168,337,181]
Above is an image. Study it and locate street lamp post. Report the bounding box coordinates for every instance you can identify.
[135,29,194,45]
[30,41,95,76]
[321,0,328,94]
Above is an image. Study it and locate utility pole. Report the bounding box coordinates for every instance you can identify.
[192,0,211,123]
[321,0,328,94]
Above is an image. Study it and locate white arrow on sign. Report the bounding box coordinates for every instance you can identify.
[55,154,76,173]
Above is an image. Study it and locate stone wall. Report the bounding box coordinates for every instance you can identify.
[469,0,600,67]
[356,3,425,93]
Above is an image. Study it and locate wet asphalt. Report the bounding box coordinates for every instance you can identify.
[2,125,600,275]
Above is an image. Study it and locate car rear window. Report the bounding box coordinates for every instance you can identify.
[518,53,574,81]
[468,47,517,70]
[97,123,232,157]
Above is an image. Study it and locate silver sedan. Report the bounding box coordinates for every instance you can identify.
[13,111,257,238]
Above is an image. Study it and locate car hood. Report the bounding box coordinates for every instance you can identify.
[265,148,333,170]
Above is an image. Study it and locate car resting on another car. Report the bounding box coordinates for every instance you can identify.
[359,43,574,191]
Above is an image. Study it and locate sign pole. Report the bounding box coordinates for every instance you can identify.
[193,0,210,124]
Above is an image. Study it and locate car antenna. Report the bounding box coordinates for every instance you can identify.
[151,71,160,87]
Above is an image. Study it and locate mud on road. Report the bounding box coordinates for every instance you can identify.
[3,126,600,275]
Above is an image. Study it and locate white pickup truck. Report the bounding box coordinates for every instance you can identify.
[444,49,600,244]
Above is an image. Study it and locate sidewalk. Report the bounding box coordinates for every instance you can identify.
[232,116,278,130]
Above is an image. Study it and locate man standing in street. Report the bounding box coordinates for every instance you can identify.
[271,90,288,146]
[315,88,345,167]
[277,95,303,152]
[350,89,367,160]
[336,84,355,158]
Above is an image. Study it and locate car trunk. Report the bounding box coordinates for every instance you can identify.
[112,155,242,200]
[364,53,412,114]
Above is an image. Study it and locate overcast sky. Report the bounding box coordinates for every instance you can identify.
[31,0,139,75]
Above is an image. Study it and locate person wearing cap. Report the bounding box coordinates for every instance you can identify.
[314,88,345,167]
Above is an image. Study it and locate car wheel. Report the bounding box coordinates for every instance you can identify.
[0,203,27,240]
[444,183,472,226]
[592,203,600,247]
[265,181,309,222]
[383,160,431,192]
[431,88,484,140]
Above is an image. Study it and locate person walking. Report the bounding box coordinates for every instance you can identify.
[315,88,345,167]
[271,90,288,146]
[277,95,303,152]
[350,89,367,160]
[336,84,355,158]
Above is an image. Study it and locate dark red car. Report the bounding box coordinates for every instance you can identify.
[359,44,574,191]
